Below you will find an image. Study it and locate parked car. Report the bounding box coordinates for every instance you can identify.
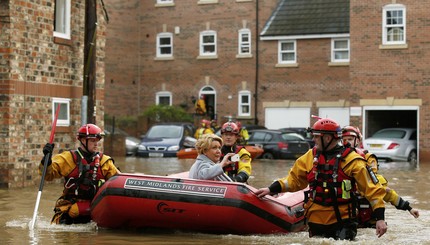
[247,129,310,159]
[137,123,196,157]
[279,127,315,148]
[363,127,417,163]
[104,125,140,156]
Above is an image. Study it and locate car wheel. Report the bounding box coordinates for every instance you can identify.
[262,152,274,159]
[408,150,417,166]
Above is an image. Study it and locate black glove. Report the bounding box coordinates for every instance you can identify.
[234,172,249,183]
[41,143,54,166]
[43,143,55,156]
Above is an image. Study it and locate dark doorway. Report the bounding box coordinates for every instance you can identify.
[365,110,417,137]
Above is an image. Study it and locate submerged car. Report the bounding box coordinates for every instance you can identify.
[363,127,417,163]
[247,129,310,159]
[137,123,196,157]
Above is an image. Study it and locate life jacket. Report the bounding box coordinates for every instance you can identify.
[62,150,105,200]
[307,147,356,207]
[221,145,243,174]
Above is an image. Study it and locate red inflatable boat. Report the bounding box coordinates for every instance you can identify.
[91,173,306,234]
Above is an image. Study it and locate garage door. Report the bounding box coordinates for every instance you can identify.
[264,108,311,129]
[318,107,350,127]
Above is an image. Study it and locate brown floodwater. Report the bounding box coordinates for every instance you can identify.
[1,157,429,245]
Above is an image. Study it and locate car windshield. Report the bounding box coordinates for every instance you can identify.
[372,129,406,139]
[147,125,182,138]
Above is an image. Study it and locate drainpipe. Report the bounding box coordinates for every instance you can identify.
[83,0,97,124]
[254,0,259,125]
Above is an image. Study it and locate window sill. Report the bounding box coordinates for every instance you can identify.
[154,56,174,61]
[275,63,299,68]
[236,54,253,59]
[198,0,219,5]
[56,126,72,133]
[54,37,73,46]
[379,43,408,50]
[328,62,349,67]
[155,3,175,7]
[197,55,218,60]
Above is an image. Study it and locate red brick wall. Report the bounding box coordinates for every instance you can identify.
[350,1,430,159]
[0,0,107,187]
[105,0,265,122]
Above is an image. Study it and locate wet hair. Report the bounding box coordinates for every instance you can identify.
[195,134,223,155]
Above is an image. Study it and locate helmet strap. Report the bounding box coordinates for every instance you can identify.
[321,134,335,152]
[79,138,91,154]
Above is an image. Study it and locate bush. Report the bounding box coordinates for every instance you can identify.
[142,105,193,123]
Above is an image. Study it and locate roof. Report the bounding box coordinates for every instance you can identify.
[261,0,350,37]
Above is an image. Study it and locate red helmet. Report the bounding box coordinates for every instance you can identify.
[77,124,104,140]
[309,118,342,138]
[235,121,242,129]
[201,119,210,127]
[342,126,362,141]
[221,122,239,135]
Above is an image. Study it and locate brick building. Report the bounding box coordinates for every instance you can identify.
[104,0,429,161]
[0,0,107,187]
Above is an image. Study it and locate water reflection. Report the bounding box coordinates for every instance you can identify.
[1,157,429,244]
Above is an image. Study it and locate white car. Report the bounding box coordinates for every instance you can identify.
[363,128,417,163]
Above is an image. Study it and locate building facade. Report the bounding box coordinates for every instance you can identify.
[0,0,107,187]
[104,0,429,160]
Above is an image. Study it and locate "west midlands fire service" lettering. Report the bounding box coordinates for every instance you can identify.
[124,178,227,197]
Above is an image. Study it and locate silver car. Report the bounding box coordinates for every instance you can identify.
[363,128,417,163]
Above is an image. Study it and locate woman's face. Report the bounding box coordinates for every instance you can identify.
[204,140,222,163]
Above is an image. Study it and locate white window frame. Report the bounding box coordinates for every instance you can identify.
[156,32,173,58]
[238,28,251,55]
[156,91,172,106]
[53,0,71,39]
[331,38,350,62]
[278,40,296,64]
[52,97,70,127]
[199,30,217,56]
[382,4,406,45]
[238,90,251,117]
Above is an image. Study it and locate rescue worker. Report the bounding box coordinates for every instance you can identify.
[255,118,388,240]
[194,119,214,139]
[236,121,249,145]
[210,119,220,133]
[220,122,252,183]
[195,95,207,115]
[40,123,120,224]
[341,126,419,228]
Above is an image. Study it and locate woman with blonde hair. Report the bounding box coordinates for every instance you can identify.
[189,134,235,181]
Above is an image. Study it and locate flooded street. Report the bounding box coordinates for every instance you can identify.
[1,157,430,244]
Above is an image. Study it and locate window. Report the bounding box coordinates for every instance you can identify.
[238,90,251,116]
[238,29,251,55]
[199,30,217,56]
[52,98,70,126]
[156,91,172,106]
[54,0,71,39]
[331,38,349,62]
[156,32,173,58]
[278,40,296,64]
[383,4,406,45]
